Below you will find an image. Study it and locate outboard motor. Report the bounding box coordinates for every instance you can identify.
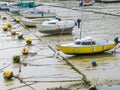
[114,37,119,44]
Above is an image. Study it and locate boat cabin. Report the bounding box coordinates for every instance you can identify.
[74,37,96,45]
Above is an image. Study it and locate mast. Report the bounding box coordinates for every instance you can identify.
[80,0,84,39]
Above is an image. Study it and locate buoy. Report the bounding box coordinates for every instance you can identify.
[3,70,14,80]
[21,47,29,55]
[14,17,20,23]
[6,21,11,27]
[26,37,32,44]
[10,30,16,35]
[2,25,8,31]
[12,55,20,63]
[17,33,23,39]
[2,16,7,20]
[89,85,97,90]
[91,61,97,66]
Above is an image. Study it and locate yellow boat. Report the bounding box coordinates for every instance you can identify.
[56,37,119,55]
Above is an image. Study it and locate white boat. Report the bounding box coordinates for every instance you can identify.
[0,2,13,10]
[8,1,43,14]
[19,9,57,18]
[36,18,76,35]
[21,17,49,27]
[9,6,27,14]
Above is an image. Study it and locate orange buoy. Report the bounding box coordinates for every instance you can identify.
[21,47,29,55]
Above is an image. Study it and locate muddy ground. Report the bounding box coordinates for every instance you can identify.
[0,1,120,90]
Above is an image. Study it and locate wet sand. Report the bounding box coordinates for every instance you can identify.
[0,1,120,90]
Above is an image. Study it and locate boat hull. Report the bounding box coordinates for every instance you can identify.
[39,27,73,34]
[37,19,75,34]
[57,43,116,55]
[21,12,57,18]
[21,17,49,27]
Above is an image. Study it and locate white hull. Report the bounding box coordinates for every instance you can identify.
[20,10,57,18]
[37,19,76,34]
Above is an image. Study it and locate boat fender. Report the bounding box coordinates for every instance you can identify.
[56,25,60,30]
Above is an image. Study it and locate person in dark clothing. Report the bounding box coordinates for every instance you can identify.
[79,1,83,7]
[77,19,81,28]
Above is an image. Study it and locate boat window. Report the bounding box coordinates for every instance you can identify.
[30,11,34,14]
[81,41,96,45]
[49,22,56,24]
[81,42,90,45]
[92,41,96,45]
[38,12,42,14]
[75,41,81,45]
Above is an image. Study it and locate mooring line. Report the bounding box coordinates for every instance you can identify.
[60,55,91,86]
[0,62,12,73]
[33,32,91,86]
[8,82,36,90]
[24,79,82,83]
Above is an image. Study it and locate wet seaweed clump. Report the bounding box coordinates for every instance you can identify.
[12,55,21,63]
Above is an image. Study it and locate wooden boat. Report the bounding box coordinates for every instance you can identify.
[56,37,119,55]
[36,18,76,35]
[19,9,57,18]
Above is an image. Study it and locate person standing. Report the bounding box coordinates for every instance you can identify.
[77,19,81,28]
